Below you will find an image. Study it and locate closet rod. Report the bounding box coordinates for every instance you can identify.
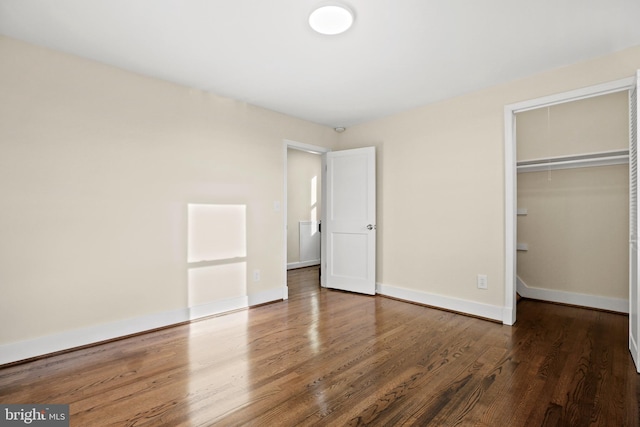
[517,149,629,173]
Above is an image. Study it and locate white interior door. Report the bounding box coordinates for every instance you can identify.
[324,147,376,295]
[630,70,639,373]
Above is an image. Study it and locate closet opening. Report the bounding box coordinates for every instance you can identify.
[515,91,630,314]
[503,76,636,326]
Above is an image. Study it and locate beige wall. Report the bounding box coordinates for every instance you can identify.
[1,33,639,349]
[516,92,629,300]
[0,36,337,345]
[287,149,322,264]
[337,45,640,310]
[517,91,629,161]
[517,166,629,299]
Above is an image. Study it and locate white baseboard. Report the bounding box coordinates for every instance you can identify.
[0,290,284,366]
[249,287,286,306]
[287,260,320,270]
[188,295,249,320]
[0,308,188,366]
[376,282,504,322]
[516,276,628,313]
[631,335,640,373]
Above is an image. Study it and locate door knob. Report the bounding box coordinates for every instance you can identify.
[367,224,376,230]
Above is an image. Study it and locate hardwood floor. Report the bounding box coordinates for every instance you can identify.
[1,266,639,426]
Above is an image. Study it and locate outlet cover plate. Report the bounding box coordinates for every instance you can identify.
[477,274,488,290]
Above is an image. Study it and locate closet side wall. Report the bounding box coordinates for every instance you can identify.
[516,91,629,301]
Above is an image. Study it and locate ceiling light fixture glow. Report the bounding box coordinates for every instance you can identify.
[309,5,354,35]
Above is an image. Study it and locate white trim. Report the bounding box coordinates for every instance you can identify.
[287,260,321,270]
[517,276,628,314]
[504,107,517,325]
[248,287,286,306]
[0,308,188,365]
[188,296,248,319]
[631,334,640,372]
[507,77,635,113]
[320,154,327,288]
[376,282,504,322]
[504,76,635,326]
[0,291,284,366]
[283,139,331,155]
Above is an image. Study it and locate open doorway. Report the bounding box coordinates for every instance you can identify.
[283,140,330,299]
[286,148,322,271]
[515,91,629,313]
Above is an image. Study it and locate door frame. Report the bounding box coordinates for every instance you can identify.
[503,76,636,325]
[283,140,331,299]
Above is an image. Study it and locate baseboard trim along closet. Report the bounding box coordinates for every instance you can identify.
[0,287,287,366]
[516,276,628,313]
[376,283,504,322]
[287,260,321,270]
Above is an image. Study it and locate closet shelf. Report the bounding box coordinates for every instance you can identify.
[517,149,629,173]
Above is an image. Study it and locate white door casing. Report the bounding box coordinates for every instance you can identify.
[324,147,376,295]
[629,71,639,373]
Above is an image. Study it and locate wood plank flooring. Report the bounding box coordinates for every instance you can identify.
[1,266,639,426]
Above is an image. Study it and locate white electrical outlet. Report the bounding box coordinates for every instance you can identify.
[477,274,488,290]
[253,270,261,282]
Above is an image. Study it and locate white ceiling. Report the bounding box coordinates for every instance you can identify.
[1,0,640,128]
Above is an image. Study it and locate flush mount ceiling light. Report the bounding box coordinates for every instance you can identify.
[309,4,354,35]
